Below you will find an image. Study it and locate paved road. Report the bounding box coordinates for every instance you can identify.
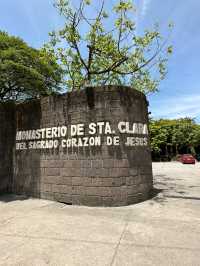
[0,162,200,266]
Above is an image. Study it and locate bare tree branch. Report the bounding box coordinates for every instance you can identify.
[91,56,128,75]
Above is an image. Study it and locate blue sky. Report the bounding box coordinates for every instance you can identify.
[0,0,199,122]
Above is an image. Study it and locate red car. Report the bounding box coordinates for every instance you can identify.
[181,154,196,164]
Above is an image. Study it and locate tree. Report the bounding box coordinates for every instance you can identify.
[0,31,63,101]
[149,118,200,161]
[149,119,169,155]
[45,0,173,93]
[171,118,195,154]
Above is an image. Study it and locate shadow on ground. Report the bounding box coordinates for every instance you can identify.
[151,172,200,204]
[148,187,169,205]
[0,193,29,203]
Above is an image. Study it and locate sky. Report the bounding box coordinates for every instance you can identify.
[0,0,199,122]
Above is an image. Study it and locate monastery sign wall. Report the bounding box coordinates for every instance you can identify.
[0,86,153,206]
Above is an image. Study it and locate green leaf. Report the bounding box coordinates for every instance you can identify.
[84,0,91,5]
[167,45,173,54]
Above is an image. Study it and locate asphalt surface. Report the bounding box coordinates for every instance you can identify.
[0,162,200,266]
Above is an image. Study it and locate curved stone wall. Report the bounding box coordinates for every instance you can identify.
[0,102,15,193]
[2,86,153,206]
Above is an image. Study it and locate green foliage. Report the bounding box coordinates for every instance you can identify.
[150,118,200,158]
[45,0,173,93]
[0,31,63,101]
[149,120,169,153]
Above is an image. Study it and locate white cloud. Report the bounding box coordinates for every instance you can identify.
[149,94,200,120]
[141,0,151,17]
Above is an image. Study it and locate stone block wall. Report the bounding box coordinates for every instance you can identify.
[13,100,42,197]
[0,102,15,193]
[1,86,153,206]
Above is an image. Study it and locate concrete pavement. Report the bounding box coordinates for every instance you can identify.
[0,162,200,266]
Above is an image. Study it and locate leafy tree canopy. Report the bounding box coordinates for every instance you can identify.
[0,31,63,101]
[150,118,200,157]
[45,0,173,93]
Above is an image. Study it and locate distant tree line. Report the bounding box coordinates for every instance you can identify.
[149,118,200,161]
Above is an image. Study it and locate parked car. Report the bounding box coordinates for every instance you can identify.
[180,154,196,164]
